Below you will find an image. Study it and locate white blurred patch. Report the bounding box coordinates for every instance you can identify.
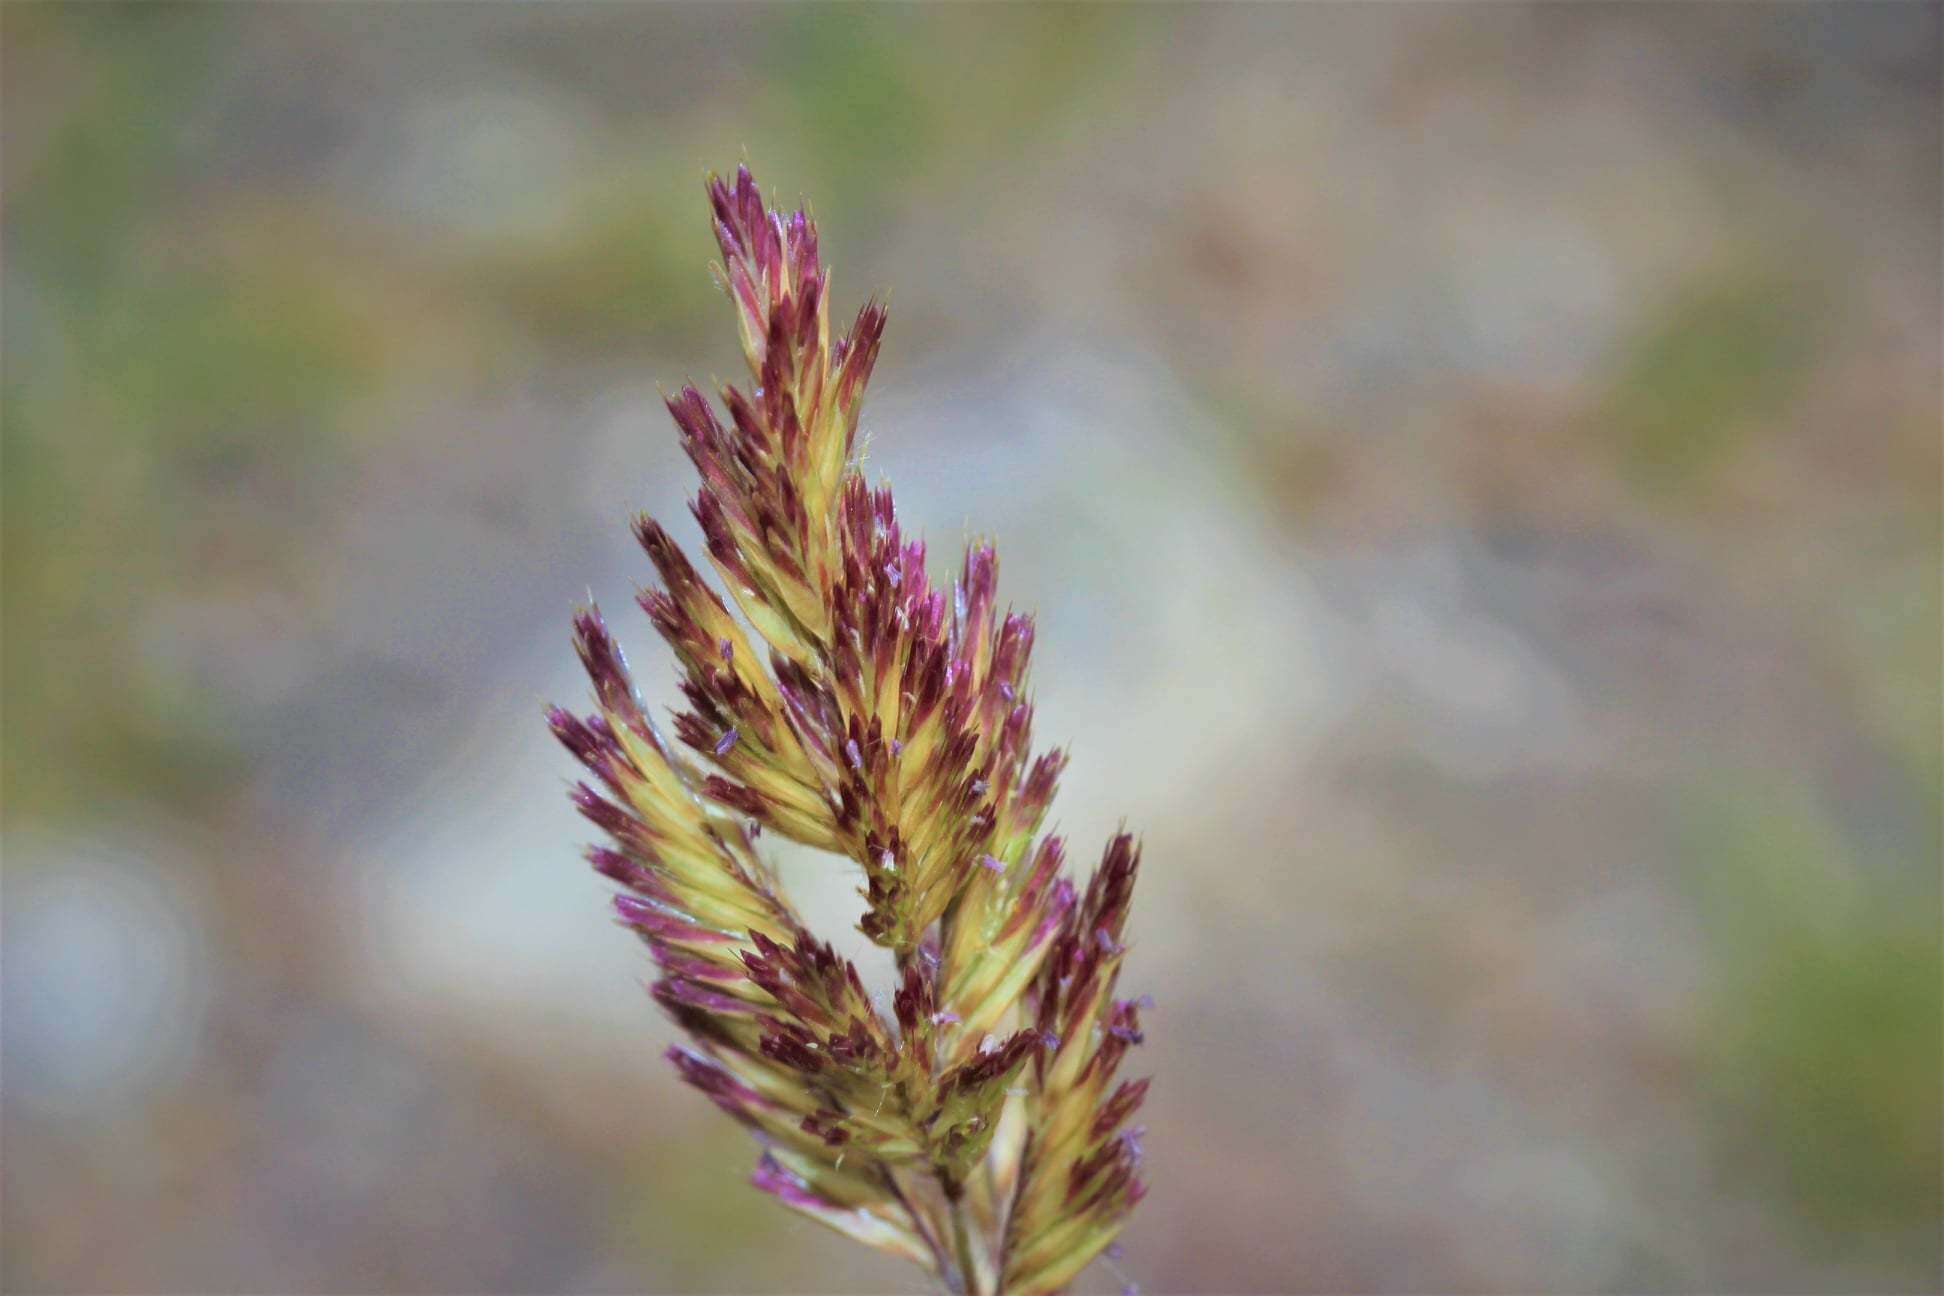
[345,637,660,1046]
[869,337,1349,838]
[3,830,213,1116]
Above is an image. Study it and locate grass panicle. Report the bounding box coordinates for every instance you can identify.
[550,166,1149,1295]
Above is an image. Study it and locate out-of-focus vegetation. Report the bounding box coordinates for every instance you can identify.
[4,5,1937,1294]
[1685,781,1939,1242]
[1602,270,1820,494]
[5,10,379,818]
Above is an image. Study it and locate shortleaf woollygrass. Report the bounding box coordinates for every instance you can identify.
[550,167,1149,1295]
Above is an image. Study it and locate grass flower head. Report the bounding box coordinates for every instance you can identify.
[551,166,1150,1295]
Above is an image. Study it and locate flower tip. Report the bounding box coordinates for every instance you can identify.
[750,1151,825,1211]
[569,606,610,651]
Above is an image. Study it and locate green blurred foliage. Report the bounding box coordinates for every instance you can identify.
[1601,271,1820,495]
[1845,550,1944,807]
[3,11,379,818]
[476,177,719,355]
[1682,779,1940,1246]
[763,6,1141,215]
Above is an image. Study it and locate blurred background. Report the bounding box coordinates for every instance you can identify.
[3,4,1938,1293]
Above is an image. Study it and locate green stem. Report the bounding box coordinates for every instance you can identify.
[949,1193,986,1296]
[882,1167,959,1295]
